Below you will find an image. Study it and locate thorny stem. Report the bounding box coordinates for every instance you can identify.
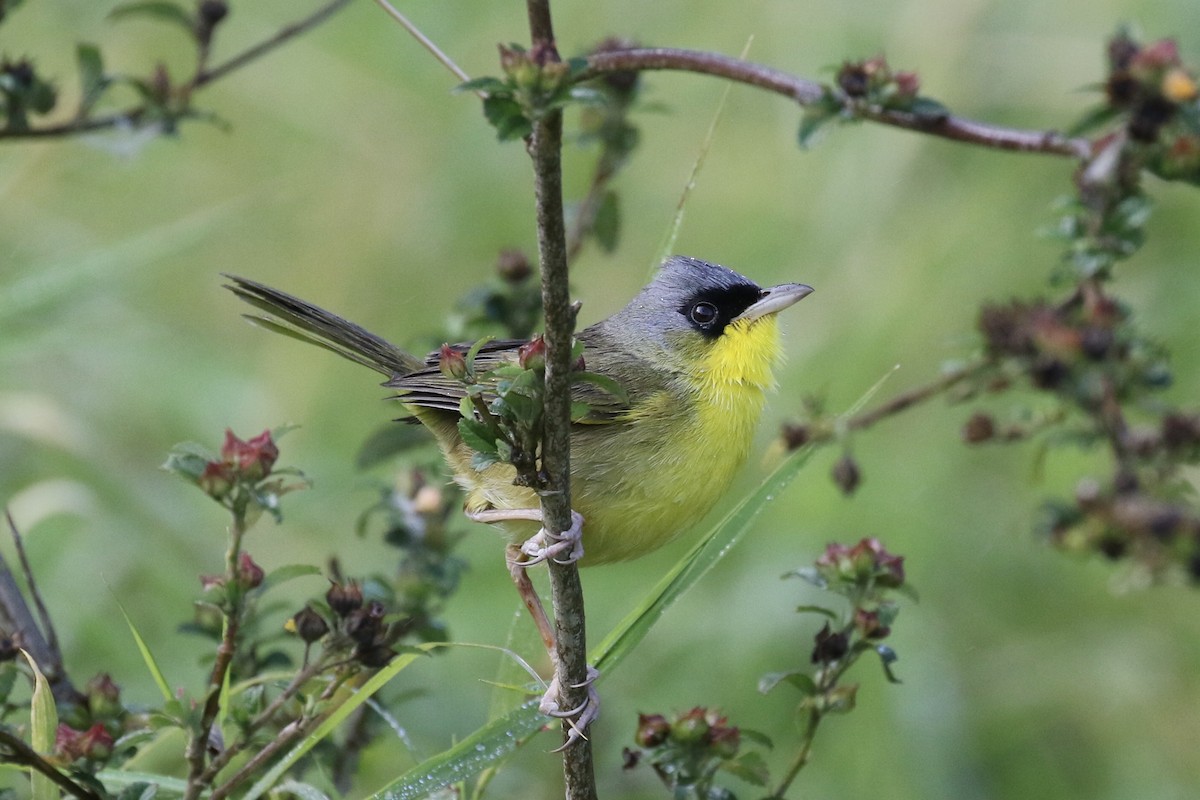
[0,728,103,800]
[525,1,598,798]
[0,0,354,140]
[581,47,1092,158]
[184,512,247,800]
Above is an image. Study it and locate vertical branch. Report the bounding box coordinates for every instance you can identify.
[525,1,598,797]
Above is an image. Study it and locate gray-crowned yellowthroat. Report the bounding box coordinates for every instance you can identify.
[227,256,811,737]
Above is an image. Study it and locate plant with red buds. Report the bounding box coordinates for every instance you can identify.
[626,706,766,798]
[758,539,913,796]
[165,427,308,523]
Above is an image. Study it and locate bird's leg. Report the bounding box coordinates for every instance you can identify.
[467,507,585,566]
[465,508,599,747]
[506,543,556,652]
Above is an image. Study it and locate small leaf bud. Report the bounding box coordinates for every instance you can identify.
[634,713,671,748]
[290,605,329,644]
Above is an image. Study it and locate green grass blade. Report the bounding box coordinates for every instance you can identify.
[21,650,57,800]
[97,769,189,795]
[117,600,173,703]
[366,443,816,800]
[592,443,815,670]
[371,700,545,800]
[241,644,438,800]
[652,36,754,276]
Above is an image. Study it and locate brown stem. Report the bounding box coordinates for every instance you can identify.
[0,729,104,800]
[525,2,598,798]
[184,513,247,800]
[844,362,985,434]
[793,360,987,447]
[582,47,1091,158]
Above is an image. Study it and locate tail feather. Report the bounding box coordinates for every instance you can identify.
[224,275,422,377]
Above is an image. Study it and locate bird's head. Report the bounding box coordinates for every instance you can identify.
[603,255,813,390]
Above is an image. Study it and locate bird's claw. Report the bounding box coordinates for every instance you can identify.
[518,510,585,566]
[541,665,600,751]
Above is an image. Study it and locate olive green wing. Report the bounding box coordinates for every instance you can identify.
[387,336,634,423]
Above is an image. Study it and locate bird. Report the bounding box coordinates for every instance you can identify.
[226,255,812,742]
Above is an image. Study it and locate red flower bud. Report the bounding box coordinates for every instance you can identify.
[438,344,469,381]
[220,429,278,481]
[518,335,547,371]
[635,713,671,748]
[237,552,264,589]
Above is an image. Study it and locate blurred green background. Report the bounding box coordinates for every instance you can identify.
[3,0,1200,797]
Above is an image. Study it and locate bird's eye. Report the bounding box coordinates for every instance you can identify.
[689,301,718,326]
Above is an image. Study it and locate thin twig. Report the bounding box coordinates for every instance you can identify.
[525,2,598,798]
[373,0,472,83]
[0,728,104,800]
[194,0,356,88]
[581,47,1092,158]
[0,0,355,141]
[184,513,248,800]
[843,361,986,434]
[786,360,989,450]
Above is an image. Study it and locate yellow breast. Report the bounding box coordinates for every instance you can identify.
[439,316,782,566]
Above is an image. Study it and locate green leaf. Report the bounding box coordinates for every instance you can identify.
[592,190,620,253]
[370,444,817,799]
[259,564,321,594]
[758,670,817,696]
[481,95,531,141]
[783,566,826,589]
[115,782,157,800]
[98,768,204,796]
[907,96,950,121]
[161,441,217,482]
[0,662,18,704]
[1066,103,1123,137]
[797,95,841,149]
[22,650,56,800]
[241,645,438,800]
[454,76,510,95]
[572,370,628,404]
[76,43,107,112]
[108,1,195,36]
[354,423,432,469]
[457,418,499,456]
[794,604,838,619]
[720,750,770,786]
[117,601,174,703]
[272,781,331,800]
